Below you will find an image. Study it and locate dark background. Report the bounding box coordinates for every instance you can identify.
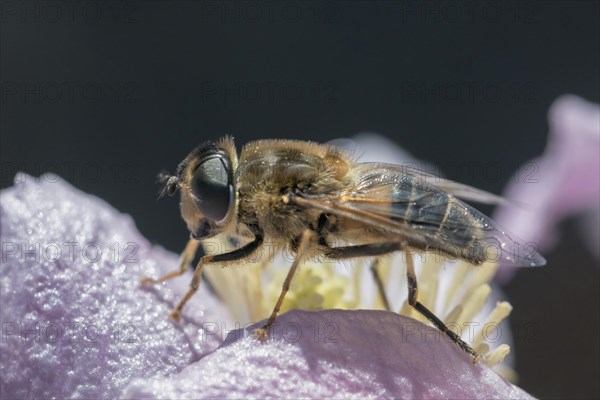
[1,1,598,398]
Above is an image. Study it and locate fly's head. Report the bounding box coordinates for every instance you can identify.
[159,139,237,240]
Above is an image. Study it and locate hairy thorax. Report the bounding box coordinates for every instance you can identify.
[235,140,351,241]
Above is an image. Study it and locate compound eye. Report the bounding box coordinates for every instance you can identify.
[190,157,233,222]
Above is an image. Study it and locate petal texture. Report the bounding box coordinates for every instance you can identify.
[124,309,532,399]
[0,175,227,399]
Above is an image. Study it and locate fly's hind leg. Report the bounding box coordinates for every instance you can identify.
[254,230,316,340]
[326,242,479,361]
[140,238,200,285]
[404,248,480,362]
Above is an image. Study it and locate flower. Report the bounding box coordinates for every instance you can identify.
[493,95,600,281]
[0,174,532,398]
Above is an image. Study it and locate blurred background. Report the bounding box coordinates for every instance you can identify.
[1,1,598,398]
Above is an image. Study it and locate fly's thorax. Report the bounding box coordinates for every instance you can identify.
[237,139,353,188]
[235,140,354,240]
[237,188,322,241]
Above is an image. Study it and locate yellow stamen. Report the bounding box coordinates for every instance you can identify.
[472,301,512,348]
[484,344,511,367]
[441,261,471,315]
[456,284,492,327]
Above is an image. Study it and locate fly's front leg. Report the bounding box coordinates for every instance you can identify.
[254,229,316,340]
[404,248,480,362]
[169,253,211,321]
[140,238,200,285]
[168,234,263,321]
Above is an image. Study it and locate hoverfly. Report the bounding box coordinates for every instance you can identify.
[142,136,545,359]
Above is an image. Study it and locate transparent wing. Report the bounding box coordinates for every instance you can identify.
[302,163,545,267]
[379,162,510,206]
[334,134,509,206]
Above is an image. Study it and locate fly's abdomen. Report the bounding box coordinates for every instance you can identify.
[390,184,487,264]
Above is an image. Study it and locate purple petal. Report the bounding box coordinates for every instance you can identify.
[0,174,228,399]
[123,309,532,399]
[494,95,600,280]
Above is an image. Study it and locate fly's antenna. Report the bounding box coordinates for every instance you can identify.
[157,170,179,199]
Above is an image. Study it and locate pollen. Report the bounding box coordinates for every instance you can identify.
[263,262,357,313]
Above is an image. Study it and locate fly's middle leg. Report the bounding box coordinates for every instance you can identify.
[370,258,391,312]
[254,229,316,341]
